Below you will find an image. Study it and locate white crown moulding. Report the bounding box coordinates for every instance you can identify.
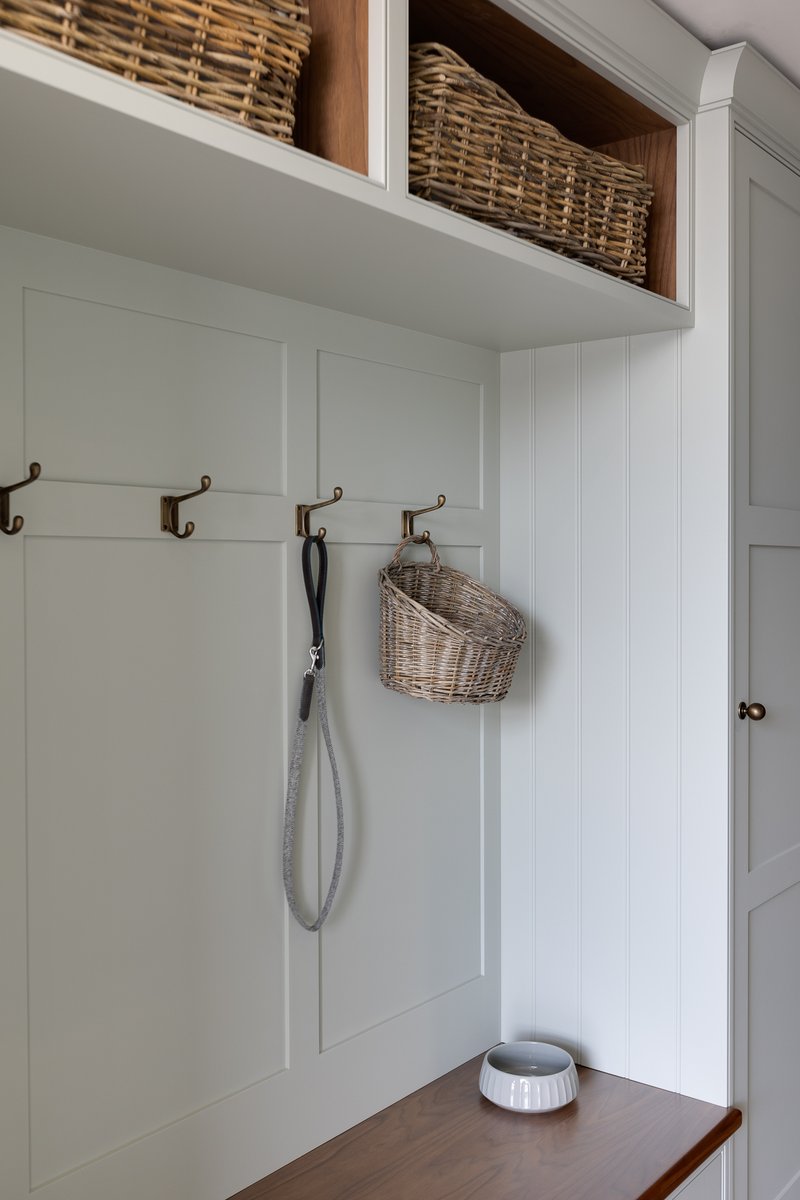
[493,0,709,120]
[700,43,800,172]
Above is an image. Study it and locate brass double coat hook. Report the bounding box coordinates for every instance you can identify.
[161,475,211,539]
[1,462,41,535]
[402,494,446,541]
[296,486,343,539]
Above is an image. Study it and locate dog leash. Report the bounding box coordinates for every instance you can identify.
[282,534,344,931]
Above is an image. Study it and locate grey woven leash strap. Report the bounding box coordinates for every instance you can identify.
[283,533,344,932]
[283,665,344,931]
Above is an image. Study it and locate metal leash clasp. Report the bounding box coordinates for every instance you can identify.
[305,642,323,678]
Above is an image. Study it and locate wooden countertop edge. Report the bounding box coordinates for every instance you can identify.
[641,1108,743,1200]
[231,1053,743,1200]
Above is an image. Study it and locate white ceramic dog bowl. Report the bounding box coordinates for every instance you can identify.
[479,1042,579,1113]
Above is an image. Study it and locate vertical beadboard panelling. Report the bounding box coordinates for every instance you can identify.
[628,331,680,1091]
[578,339,629,1074]
[499,351,535,1041]
[531,345,580,1056]
[506,316,726,1099]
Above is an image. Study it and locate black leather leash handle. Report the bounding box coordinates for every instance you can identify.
[302,533,327,657]
[299,534,327,720]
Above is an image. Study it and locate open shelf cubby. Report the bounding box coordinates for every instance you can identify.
[408,0,678,300]
[0,0,692,349]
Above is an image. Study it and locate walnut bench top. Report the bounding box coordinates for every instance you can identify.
[231,1052,742,1200]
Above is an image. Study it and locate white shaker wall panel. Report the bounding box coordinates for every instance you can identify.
[25,537,286,1188]
[748,182,800,511]
[1,225,501,1200]
[319,543,484,1050]
[24,290,286,494]
[507,331,690,1093]
[317,352,481,507]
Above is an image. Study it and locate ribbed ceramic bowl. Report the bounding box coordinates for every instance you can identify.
[479,1042,579,1113]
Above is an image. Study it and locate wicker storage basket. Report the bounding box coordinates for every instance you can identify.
[0,0,311,140]
[379,536,527,704]
[409,42,653,283]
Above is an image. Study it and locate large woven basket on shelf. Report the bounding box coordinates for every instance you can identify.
[409,42,653,283]
[0,0,311,140]
[379,536,527,705]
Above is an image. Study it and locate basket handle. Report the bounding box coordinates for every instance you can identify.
[390,534,441,570]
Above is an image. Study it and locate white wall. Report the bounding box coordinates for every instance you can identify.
[501,320,730,1105]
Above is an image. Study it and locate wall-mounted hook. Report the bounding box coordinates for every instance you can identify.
[295,486,343,539]
[161,475,211,539]
[1,462,41,535]
[402,494,446,542]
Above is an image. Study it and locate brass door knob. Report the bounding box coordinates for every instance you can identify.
[738,701,767,721]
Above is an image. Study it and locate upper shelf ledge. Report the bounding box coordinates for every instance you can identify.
[0,30,692,351]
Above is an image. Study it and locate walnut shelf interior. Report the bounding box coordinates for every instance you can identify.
[294,0,369,176]
[408,0,678,299]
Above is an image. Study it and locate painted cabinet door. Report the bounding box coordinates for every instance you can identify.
[733,135,800,1200]
[0,228,500,1200]
[669,1154,723,1200]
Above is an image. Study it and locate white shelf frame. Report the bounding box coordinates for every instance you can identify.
[0,22,694,350]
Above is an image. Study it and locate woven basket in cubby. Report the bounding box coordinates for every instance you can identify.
[409,42,653,283]
[0,0,311,141]
[379,536,527,705]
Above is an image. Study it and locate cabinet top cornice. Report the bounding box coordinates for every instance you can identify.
[502,0,708,120]
[700,44,800,170]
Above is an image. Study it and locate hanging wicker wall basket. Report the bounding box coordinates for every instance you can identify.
[379,536,527,704]
[0,0,311,141]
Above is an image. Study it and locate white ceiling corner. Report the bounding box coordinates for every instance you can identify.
[649,0,800,90]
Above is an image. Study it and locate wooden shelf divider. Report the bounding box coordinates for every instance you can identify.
[295,0,369,175]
